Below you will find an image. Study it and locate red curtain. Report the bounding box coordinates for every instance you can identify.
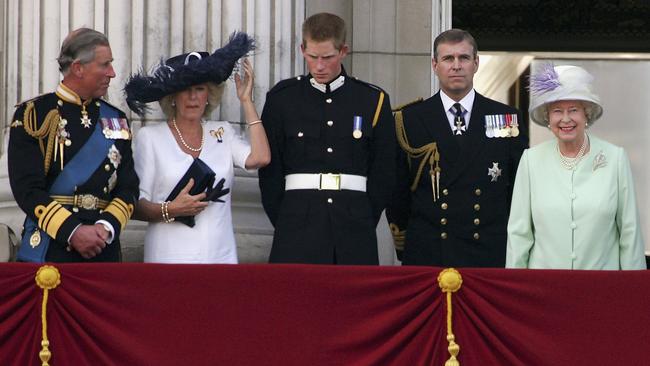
[1,263,649,365]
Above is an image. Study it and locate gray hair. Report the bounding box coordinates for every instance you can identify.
[57,28,110,75]
[159,82,225,119]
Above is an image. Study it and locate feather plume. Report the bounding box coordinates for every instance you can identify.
[529,63,561,96]
[124,31,255,116]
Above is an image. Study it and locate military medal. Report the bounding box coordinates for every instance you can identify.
[101,118,130,139]
[510,114,520,137]
[80,105,92,128]
[485,115,494,138]
[29,230,41,248]
[353,116,363,139]
[487,162,502,182]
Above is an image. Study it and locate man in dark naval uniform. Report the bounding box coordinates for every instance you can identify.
[8,28,139,262]
[387,29,527,267]
[259,13,396,265]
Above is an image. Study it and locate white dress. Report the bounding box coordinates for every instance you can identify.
[134,121,251,263]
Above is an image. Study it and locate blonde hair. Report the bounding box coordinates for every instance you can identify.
[159,82,225,119]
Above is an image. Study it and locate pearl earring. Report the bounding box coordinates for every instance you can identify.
[171,100,176,107]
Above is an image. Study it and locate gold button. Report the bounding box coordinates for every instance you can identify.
[442,188,449,196]
[473,233,480,240]
[474,204,480,211]
[475,188,482,196]
[441,203,448,210]
[104,164,111,171]
[441,232,448,239]
[473,218,480,225]
[440,218,447,225]
[57,100,63,106]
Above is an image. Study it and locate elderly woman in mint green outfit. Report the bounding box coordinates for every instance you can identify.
[506,64,645,270]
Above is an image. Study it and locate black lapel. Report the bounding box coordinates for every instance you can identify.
[422,93,458,167]
[444,93,488,185]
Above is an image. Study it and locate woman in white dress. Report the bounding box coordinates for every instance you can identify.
[124,33,270,263]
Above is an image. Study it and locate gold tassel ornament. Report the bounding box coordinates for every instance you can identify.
[35,265,61,366]
[438,268,463,366]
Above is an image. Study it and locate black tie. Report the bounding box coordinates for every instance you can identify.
[452,103,466,136]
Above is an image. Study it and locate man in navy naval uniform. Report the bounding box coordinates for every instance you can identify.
[8,28,139,262]
[259,13,396,265]
[387,29,527,267]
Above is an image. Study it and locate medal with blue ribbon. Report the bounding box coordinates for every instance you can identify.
[353,116,363,139]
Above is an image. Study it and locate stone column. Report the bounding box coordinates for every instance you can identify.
[0,0,306,262]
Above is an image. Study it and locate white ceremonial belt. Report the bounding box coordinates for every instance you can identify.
[285,173,367,192]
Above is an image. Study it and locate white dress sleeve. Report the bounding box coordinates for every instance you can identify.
[506,149,535,268]
[224,123,252,171]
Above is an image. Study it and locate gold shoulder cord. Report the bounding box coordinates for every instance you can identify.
[394,110,441,202]
[23,102,60,175]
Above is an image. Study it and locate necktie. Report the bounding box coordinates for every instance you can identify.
[452,103,466,136]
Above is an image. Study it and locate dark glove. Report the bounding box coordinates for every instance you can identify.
[205,178,230,203]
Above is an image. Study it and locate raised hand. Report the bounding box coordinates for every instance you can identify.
[234,58,255,103]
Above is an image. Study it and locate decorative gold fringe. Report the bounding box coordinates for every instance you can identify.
[394,110,441,201]
[23,102,61,175]
[438,268,463,366]
[35,265,61,366]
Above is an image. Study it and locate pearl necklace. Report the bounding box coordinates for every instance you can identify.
[172,118,204,152]
[557,134,589,170]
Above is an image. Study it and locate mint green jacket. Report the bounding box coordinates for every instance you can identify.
[506,135,646,270]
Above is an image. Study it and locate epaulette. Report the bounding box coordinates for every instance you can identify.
[268,75,305,94]
[348,77,386,93]
[392,98,424,113]
[14,93,50,108]
[98,99,125,116]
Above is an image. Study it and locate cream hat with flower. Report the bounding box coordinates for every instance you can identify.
[528,64,603,126]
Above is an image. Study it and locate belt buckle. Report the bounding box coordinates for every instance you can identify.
[319,173,341,190]
[77,194,98,210]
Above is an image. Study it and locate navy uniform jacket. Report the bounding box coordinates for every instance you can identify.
[259,72,396,264]
[386,92,527,267]
[8,86,139,262]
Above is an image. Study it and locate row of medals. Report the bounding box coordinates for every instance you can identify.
[485,114,520,138]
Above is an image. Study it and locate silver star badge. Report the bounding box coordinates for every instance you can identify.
[453,119,466,135]
[487,162,502,182]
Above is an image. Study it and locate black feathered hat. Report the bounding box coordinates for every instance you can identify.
[124,31,255,116]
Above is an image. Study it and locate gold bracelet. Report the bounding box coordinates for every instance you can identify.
[247,119,262,128]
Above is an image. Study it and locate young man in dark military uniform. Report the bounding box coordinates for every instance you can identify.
[259,13,396,265]
[387,29,527,267]
[8,28,139,262]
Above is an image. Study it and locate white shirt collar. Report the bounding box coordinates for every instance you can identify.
[440,89,476,129]
[310,75,345,93]
[440,89,475,116]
